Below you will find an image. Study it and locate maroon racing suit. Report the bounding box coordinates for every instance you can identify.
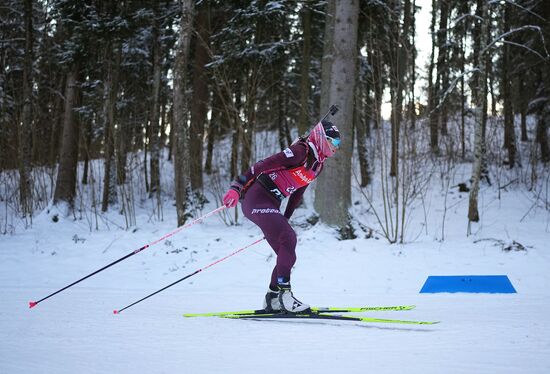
[237,139,323,289]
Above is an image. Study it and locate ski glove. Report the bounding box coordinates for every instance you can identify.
[223,180,243,208]
[223,189,239,208]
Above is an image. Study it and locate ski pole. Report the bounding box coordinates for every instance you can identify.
[113,237,265,314]
[29,206,227,309]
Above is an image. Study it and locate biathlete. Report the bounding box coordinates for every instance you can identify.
[222,120,341,313]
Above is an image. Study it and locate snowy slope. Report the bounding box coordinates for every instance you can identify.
[1,178,550,374]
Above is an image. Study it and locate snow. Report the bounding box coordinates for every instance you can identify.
[2,117,550,373]
[1,174,550,374]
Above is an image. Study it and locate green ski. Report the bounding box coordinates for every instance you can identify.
[183,305,416,318]
[224,312,439,325]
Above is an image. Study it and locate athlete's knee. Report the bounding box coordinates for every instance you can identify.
[277,228,297,267]
[278,227,296,251]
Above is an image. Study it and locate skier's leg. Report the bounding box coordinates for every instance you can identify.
[273,223,297,282]
[265,221,297,288]
[242,183,303,311]
[242,184,297,281]
[252,216,302,312]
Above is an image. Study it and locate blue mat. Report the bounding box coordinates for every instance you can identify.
[420,275,517,293]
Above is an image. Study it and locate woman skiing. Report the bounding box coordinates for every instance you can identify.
[222,120,341,313]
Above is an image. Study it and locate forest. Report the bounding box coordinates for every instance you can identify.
[1,0,549,241]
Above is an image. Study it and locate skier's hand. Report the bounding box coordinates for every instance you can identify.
[223,189,240,208]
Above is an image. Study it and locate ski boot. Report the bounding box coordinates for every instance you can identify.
[277,283,310,313]
[262,289,281,312]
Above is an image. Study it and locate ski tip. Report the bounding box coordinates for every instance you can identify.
[29,301,37,309]
[113,310,119,315]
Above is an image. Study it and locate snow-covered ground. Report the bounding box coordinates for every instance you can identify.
[1,170,550,373]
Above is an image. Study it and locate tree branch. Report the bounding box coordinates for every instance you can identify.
[481,25,550,61]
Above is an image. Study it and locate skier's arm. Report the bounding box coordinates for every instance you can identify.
[231,143,308,193]
[283,186,307,219]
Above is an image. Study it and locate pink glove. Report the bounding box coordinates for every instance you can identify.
[223,189,240,208]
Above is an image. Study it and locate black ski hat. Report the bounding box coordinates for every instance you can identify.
[321,120,340,139]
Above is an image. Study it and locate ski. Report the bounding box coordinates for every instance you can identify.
[224,312,439,325]
[183,305,416,318]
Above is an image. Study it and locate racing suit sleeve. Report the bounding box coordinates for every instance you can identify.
[231,142,308,192]
[283,185,307,219]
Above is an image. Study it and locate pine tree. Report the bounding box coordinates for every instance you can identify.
[315,0,359,229]
[173,0,194,226]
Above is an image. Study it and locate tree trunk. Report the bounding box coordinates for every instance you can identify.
[189,3,211,190]
[149,10,162,196]
[428,0,438,153]
[438,0,450,137]
[167,107,173,162]
[355,79,370,187]
[230,83,242,179]
[390,0,408,177]
[283,80,292,145]
[460,29,466,159]
[81,117,92,185]
[366,15,383,131]
[241,69,256,173]
[372,50,383,130]
[116,108,128,185]
[489,72,497,117]
[537,111,550,163]
[19,0,33,217]
[468,0,489,226]
[409,0,417,131]
[502,2,516,168]
[319,0,336,115]
[101,45,120,212]
[205,93,221,175]
[519,78,529,142]
[315,0,359,227]
[48,76,65,167]
[173,0,195,226]
[298,0,312,135]
[53,67,79,212]
[277,87,286,150]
